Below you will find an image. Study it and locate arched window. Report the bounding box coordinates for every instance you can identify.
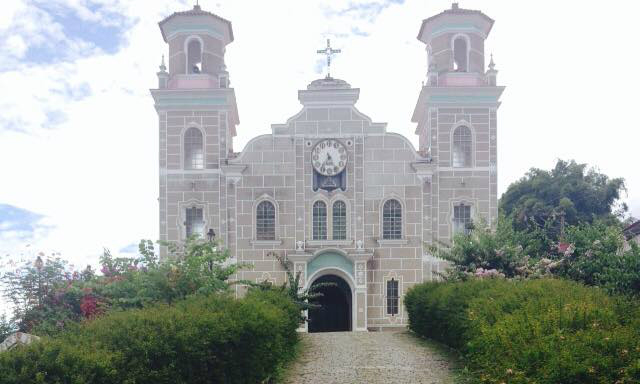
[312,201,327,240]
[184,127,204,169]
[332,201,347,240]
[382,199,402,240]
[453,36,468,72]
[187,38,202,74]
[256,201,276,240]
[452,126,472,167]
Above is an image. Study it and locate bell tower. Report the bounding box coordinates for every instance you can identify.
[412,3,505,240]
[151,5,240,256]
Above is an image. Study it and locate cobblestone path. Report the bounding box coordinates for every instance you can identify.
[284,331,455,384]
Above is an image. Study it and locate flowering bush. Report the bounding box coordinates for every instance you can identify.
[473,267,505,279]
[405,279,640,383]
[435,217,640,296]
[432,216,535,279]
[1,237,242,335]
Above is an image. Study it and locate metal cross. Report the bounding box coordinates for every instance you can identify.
[317,39,341,79]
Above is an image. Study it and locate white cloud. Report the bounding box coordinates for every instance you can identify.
[4,35,27,57]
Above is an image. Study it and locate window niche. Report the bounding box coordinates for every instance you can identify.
[453,36,468,72]
[186,37,203,74]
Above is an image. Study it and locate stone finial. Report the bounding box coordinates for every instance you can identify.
[159,55,167,72]
[488,53,496,70]
[157,54,169,89]
[486,53,498,86]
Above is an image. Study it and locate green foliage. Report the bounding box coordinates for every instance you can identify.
[433,216,530,278]
[436,215,640,296]
[405,279,640,384]
[500,159,626,244]
[97,237,239,310]
[436,159,632,286]
[0,255,95,335]
[555,221,640,295]
[0,290,300,384]
[253,253,336,324]
[0,314,16,341]
[1,237,241,335]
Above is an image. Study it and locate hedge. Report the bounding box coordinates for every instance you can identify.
[405,278,640,384]
[0,289,300,384]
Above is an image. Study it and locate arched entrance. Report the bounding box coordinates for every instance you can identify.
[308,274,352,333]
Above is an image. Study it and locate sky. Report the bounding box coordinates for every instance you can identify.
[1,0,639,279]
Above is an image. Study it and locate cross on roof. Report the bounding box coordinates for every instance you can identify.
[317,39,341,79]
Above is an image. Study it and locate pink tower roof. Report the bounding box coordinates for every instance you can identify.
[158,5,234,44]
[417,3,494,43]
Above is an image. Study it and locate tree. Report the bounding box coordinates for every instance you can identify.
[0,237,242,335]
[555,220,640,295]
[0,254,81,334]
[500,159,626,244]
[96,236,241,309]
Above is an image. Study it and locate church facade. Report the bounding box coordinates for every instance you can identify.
[151,3,504,331]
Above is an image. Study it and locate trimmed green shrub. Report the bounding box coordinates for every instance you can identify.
[0,289,299,384]
[405,278,640,384]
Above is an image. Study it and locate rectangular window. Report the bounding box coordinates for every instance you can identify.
[186,207,204,238]
[386,279,399,315]
[453,204,472,235]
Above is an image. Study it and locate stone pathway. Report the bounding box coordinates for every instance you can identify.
[283,331,455,384]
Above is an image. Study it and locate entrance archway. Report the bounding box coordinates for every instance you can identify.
[308,274,352,332]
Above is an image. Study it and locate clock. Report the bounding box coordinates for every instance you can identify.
[311,139,347,176]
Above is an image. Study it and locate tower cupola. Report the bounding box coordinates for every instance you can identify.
[157,4,234,89]
[417,3,494,87]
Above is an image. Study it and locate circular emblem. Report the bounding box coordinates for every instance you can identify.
[311,139,347,176]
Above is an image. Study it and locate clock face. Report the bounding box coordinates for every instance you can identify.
[311,139,347,176]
